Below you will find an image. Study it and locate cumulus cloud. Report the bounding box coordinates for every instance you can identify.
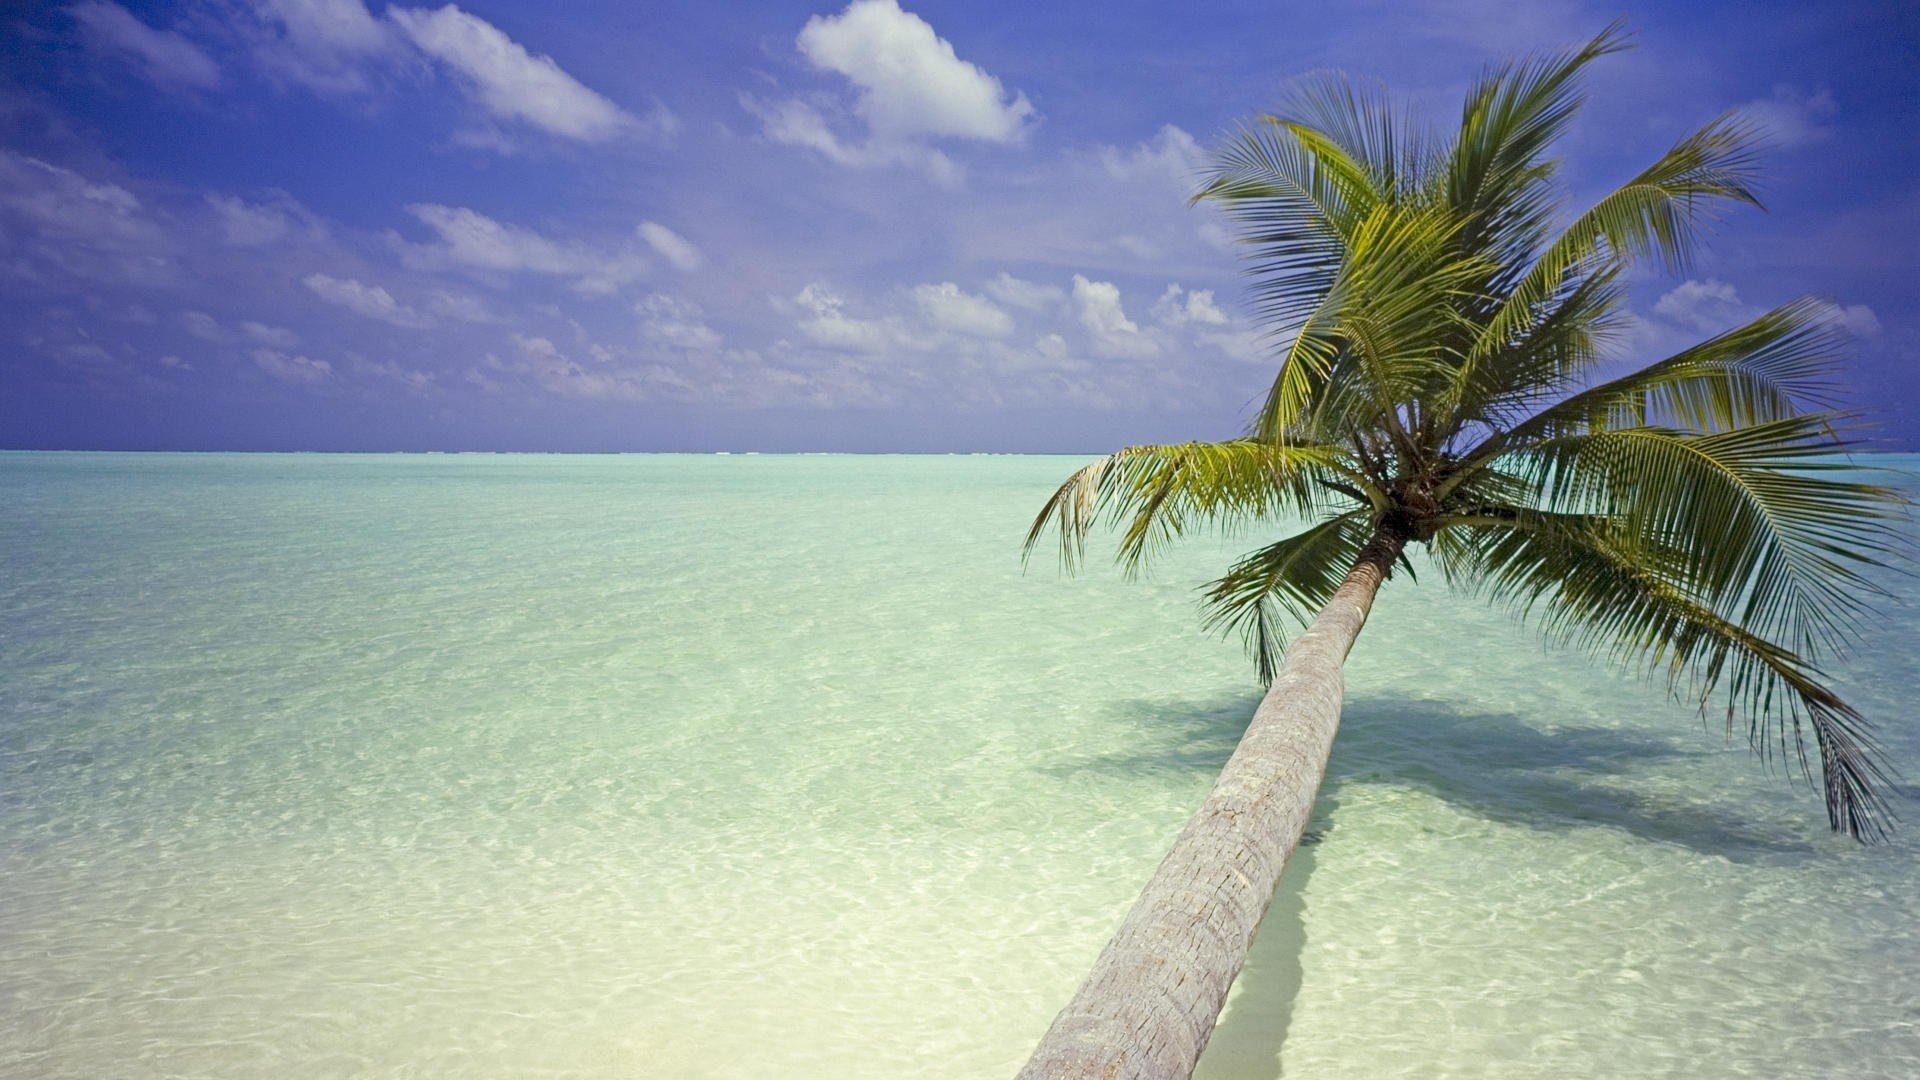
[1153,283,1228,326]
[792,282,900,352]
[302,272,433,327]
[388,4,644,142]
[913,281,1013,337]
[983,272,1066,313]
[397,204,647,294]
[1072,274,1158,358]
[750,0,1032,182]
[251,347,333,384]
[638,222,703,272]
[1626,279,1880,361]
[1652,278,1759,334]
[797,0,1033,142]
[71,1,220,90]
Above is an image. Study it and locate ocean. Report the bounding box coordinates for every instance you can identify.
[3,451,1916,1077]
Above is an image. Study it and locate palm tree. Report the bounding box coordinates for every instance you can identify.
[1016,25,1906,1080]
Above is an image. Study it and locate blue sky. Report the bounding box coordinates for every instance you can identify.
[2,0,1914,451]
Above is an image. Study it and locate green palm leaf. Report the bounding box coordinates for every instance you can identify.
[1512,417,1905,656]
[1199,510,1374,682]
[1033,23,1908,840]
[1022,439,1362,573]
[1446,509,1896,840]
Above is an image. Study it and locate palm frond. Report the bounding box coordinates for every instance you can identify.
[1456,112,1763,406]
[1195,118,1377,332]
[1447,21,1632,262]
[1269,70,1424,195]
[1455,299,1854,475]
[1021,439,1364,574]
[1446,261,1625,435]
[1269,203,1490,443]
[1512,418,1907,658]
[1562,111,1763,274]
[1199,510,1373,682]
[1446,509,1896,840]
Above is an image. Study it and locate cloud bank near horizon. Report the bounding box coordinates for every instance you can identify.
[2,0,1912,450]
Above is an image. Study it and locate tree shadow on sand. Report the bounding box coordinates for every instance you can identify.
[1048,690,1824,861]
[1040,691,1828,1078]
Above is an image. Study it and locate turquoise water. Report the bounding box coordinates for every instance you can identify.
[2,451,1916,1078]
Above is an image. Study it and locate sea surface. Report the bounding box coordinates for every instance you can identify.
[3,451,1917,1078]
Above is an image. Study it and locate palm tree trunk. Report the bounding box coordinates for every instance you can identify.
[1017,525,1406,1080]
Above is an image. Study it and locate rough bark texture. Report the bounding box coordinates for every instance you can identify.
[1017,527,1405,1080]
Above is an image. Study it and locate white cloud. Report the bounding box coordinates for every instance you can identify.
[1153,283,1228,326]
[302,272,433,327]
[1832,302,1881,338]
[792,282,897,352]
[638,222,703,272]
[251,348,333,384]
[740,95,961,185]
[266,0,390,53]
[983,271,1066,313]
[239,1,673,146]
[1198,326,1267,364]
[637,293,721,350]
[426,288,497,323]
[388,4,640,142]
[1652,278,1759,334]
[246,0,398,93]
[496,334,655,402]
[71,1,220,90]
[401,204,576,272]
[1101,125,1205,184]
[749,0,1031,183]
[1072,274,1158,359]
[204,192,323,247]
[206,194,291,246]
[1740,85,1838,148]
[355,357,436,390]
[1628,280,1879,361]
[182,310,224,341]
[912,281,1013,337]
[796,0,1034,143]
[0,153,158,253]
[240,320,299,347]
[397,204,647,294]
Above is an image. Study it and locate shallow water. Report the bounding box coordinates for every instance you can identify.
[2,451,1916,1078]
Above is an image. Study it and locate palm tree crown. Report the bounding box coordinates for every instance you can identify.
[1027,24,1906,840]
